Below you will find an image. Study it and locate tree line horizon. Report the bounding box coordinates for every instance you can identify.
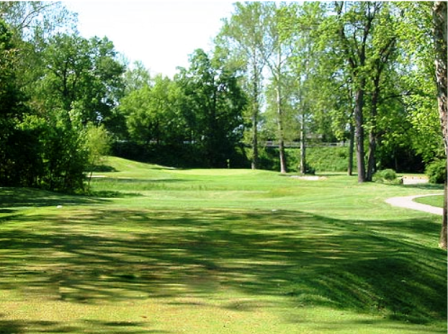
[0,1,446,189]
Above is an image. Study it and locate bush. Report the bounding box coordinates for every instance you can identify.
[373,169,397,183]
[305,146,354,172]
[426,159,447,184]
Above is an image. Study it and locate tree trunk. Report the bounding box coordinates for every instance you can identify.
[366,133,376,181]
[348,122,355,176]
[441,183,448,250]
[300,112,306,174]
[251,61,260,170]
[433,1,447,249]
[276,82,287,174]
[355,84,366,182]
[279,138,287,174]
[366,88,379,182]
[251,115,259,170]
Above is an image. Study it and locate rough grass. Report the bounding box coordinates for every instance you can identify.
[0,156,446,334]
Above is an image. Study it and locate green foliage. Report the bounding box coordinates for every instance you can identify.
[176,49,247,167]
[37,33,125,124]
[217,2,270,168]
[0,14,124,193]
[1,1,444,191]
[373,169,398,183]
[36,108,87,192]
[85,123,111,170]
[426,159,447,184]
[120,75,186,146]
[252,146,355,173]
[304,147,350,172]
[0,19,34,187]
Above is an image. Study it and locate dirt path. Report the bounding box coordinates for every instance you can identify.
[385,194,443,216]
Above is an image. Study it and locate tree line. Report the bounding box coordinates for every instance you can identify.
[0,2,446,189]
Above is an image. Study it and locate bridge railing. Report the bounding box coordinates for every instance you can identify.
[258,141,348,148]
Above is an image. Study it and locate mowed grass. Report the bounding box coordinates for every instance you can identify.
[414,194,444,208]
[0,156,446,334]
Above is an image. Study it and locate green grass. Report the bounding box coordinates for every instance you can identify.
[0,156,446,333]
[414,195,444,208]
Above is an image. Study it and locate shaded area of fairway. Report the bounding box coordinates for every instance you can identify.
[0,317,164,334]
[0,206,446,333]
[0,187,109,209]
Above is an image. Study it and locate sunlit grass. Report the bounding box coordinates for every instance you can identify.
[0,156,445,333]
[414,194,444,208]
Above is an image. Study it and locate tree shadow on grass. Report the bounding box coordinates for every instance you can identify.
[0,187,109,208]
[0,315,170,334]
[0,208,446,332]
[399,183,444,191]
[89,177,193,193]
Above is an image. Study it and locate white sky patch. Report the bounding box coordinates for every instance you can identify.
[63,0,235,77]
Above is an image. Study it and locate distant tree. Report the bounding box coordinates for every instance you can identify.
[85,123,111,186]
[218,2,268,169]
[0,1,76,41]
[120,75,186,147]
[176,49,247,167]
[258,3,295,174]
[281,2,327,174]
[119,85,153,145]
[0,1,77,98]
[37,33,125,124]
[123,60,152,95]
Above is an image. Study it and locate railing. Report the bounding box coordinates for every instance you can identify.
[259,141,348,148]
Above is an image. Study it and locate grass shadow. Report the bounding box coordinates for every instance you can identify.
[0,317,170,334]
[400,183,444,191]
[88,190,144,198]
[89,177,192,192]
[0,187,109,208]
[0,207,445,328]
[86,164,118,172]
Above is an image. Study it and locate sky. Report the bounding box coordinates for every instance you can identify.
[63,1,236,78]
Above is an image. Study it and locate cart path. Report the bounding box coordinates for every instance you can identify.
[385,194,443,216]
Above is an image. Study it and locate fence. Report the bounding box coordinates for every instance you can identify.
[258,141,348,148]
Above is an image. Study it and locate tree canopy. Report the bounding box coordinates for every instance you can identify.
[0,1,445,195]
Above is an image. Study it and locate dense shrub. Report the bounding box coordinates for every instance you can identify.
[373,169,397,183]
[426,159,447,184]
[289,146,355,173]
[242,146,353,173]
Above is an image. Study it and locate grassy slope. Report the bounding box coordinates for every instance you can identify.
[0,156,446,334]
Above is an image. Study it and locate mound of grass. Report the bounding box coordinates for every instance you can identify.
[0,156,445,334]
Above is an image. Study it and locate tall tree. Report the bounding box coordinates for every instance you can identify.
[432,1,447,250]
[283,2,326,174]
[260,2,295,174]
[218,2,268,169]
[364,2,397,180]
[29,33,124,192]
[332,1,398,182]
